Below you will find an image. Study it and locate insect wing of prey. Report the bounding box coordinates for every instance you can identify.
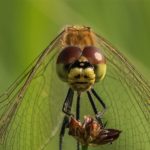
[0,26,149,150]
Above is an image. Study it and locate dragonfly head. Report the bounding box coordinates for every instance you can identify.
[56,46,107,92]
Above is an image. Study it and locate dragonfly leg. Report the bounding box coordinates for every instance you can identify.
[60,88,75,150]
[87,91,105,127]
[62,88,74,116]
[91,88,106,110]
[59,116,69,150]
[76,93,81,150]
[76,93,80,120]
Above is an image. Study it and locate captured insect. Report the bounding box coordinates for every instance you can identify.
[68,116,121,146]
[0,26,150,150]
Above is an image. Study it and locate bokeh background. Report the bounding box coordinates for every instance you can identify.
[0,0,149,149]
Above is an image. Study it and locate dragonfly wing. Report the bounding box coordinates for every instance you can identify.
[90,33,150,150]
[0,30,66,150]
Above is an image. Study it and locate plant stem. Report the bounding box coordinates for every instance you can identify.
[82,145,88,150]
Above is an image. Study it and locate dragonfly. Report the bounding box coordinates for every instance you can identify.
[0,26,150,150]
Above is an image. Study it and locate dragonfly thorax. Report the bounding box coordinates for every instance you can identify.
[63,26,95,48]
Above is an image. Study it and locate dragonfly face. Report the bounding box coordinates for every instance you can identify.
[56,46,106,92]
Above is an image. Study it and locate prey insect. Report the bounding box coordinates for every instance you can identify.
[68,116,121,146]
[0,26,150,150]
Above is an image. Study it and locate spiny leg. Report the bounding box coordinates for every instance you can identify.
[91,88,106,110]
[59,116,69,150]
[91,89,108,126]
[91,88,107,126]
[87,91,104,127]
[76,93,80,120]
[59,88,74,150]
[76,93,81,150]
[62,88,74,116]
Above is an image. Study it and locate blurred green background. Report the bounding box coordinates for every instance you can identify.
[0,0,150,149]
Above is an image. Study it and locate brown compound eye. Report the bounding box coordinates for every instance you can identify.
[56,46,82,82]
[57,46,82,64]
[82,46,106,64]
[82,46,107,82]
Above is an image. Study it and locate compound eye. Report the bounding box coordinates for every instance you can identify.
[57,46,82,64]
[82,46,106,82]
[82,46,106,64]
[56,46,82,82]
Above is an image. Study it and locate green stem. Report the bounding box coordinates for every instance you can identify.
[81,145,88,150]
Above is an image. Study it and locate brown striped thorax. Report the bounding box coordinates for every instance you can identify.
[56,26,106,92]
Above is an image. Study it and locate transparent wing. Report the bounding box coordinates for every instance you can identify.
[88,33,150,150]
[0,30,67,150]
[43,33,150,150]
